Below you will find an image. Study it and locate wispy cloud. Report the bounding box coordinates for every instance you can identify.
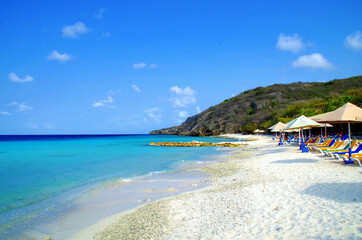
[144,108,162,122]
[8,101,33,112]
[292,53,333,69]
[133,62,158,69]
[131,84,141,93]
[94,8,106,20]
[133,62,147,69]
[169,86,196,108]
[47,50,72,62]
[8,72,33,83]
[0,111,11,116]
[109,89,121,95]
[92,96,114,108]
[345,31,362,51]
[276,33,311,53]
[196,106,201,113]
[177,110,188,118]
[62,22,89,38]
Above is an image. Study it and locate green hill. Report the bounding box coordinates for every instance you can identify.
[150,76,362,136]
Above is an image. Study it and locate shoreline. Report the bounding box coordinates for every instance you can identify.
[77,135,361,240]
[71,135,257,239]
[28,140,243,240]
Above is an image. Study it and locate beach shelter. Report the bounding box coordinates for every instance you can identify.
[268,122,278,130]
[283,115,322,152]
[315,102,362,164]
[270,122,287,145]
[270,122,287,132]
[310,113,334,137]
[253,129,261,133]
[318,123,333,138]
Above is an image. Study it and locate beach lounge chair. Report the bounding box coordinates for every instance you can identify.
[324,140,358,157]
[333,143,362,160]
[309,136,339,151]
[307,135,335,148]
[316,139,347,154]
[306,136,319,144]
[340,153,362,167]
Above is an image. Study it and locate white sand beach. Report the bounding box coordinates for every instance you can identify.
[74,135,362,240]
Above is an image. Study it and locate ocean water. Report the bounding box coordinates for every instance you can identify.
[0,134,234,239]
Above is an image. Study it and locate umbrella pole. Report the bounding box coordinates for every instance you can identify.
[345,122,353,164]
[300,128,308,152]
[278,131,283,145]
[299,129,301,145]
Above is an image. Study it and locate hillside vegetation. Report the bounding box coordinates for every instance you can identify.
[150,76,362,136]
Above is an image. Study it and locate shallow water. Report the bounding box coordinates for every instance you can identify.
[0,134,234,239]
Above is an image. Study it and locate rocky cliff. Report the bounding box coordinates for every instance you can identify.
[150,76,362,136]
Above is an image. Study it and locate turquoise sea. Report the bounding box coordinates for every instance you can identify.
[0,134,234,239]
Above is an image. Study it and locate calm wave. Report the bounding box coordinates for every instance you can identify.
[0,134,233,239]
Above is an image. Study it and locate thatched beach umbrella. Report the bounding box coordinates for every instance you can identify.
[284,115,322,152]
[315,102,362,163]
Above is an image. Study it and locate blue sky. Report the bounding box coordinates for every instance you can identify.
[0,0,361,134]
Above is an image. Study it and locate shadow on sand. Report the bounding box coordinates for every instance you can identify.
[303,182,362,203]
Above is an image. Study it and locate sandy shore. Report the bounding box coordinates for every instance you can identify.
[73,135,362,240]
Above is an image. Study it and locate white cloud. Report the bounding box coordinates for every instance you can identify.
[133,62,159,69]
[62,22,89,38]
[131,84,141,93]
[47,50,72,62]
[92,96,114,108]
[169,86,196,108]
[8,101,33,112]
[345,31,362,51]
[133,62,147,69]
[144,108,162,122]
[196,106,201,113]
[94,8,106,19]
[292,53,333,69]
[8,72,33,83]
[0,112,11,116]
[109,89,121,95]
[177,110,188,118]
[276,33,309,53]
